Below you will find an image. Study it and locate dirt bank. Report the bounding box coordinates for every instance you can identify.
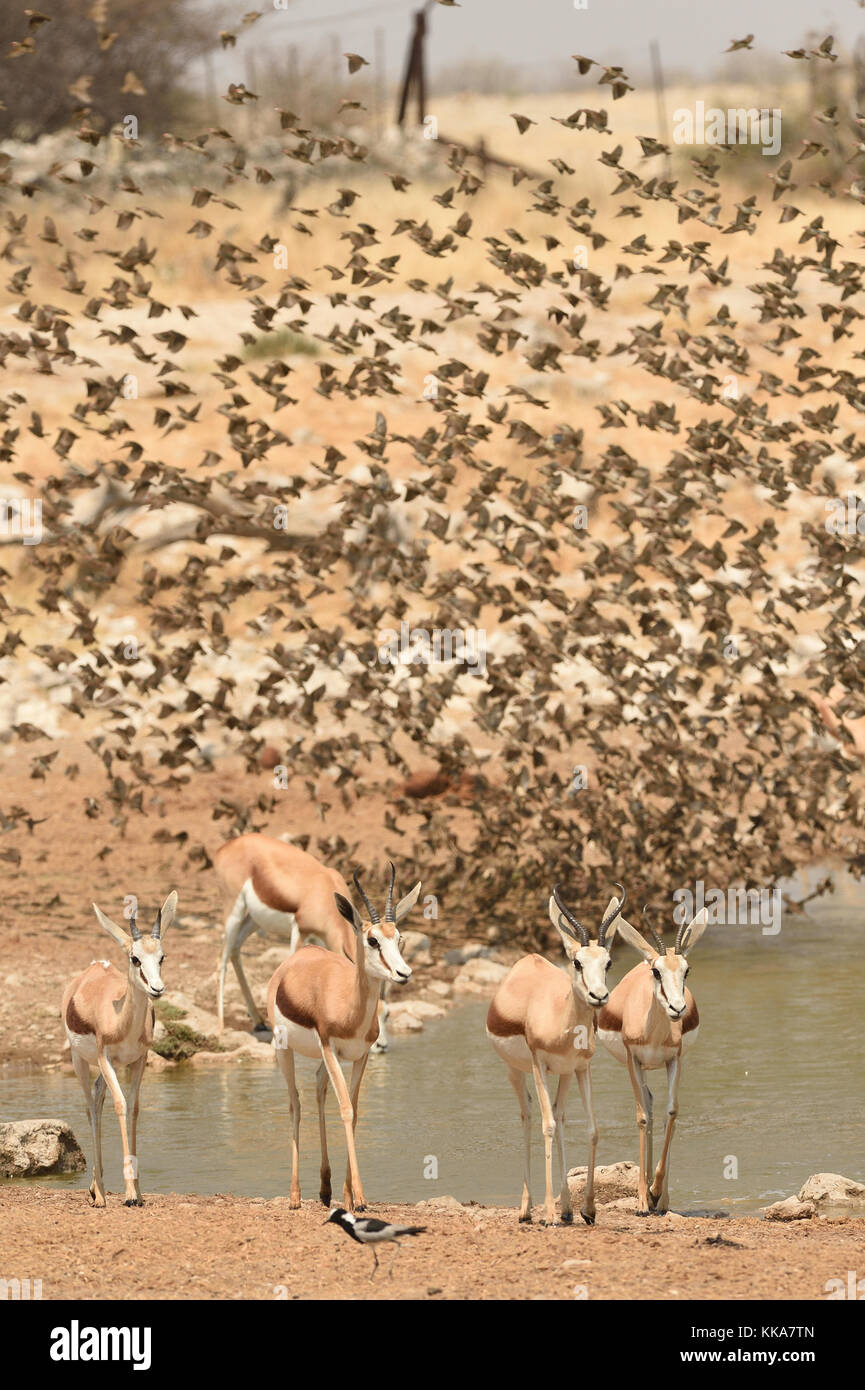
[0,1189,858,1300]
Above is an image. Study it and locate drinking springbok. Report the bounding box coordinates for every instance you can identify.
[61,892,178,1208]
[597,905,708,1214]
[486,884,627,1226]
[214,834,392,1051]
[267,863,419,1212]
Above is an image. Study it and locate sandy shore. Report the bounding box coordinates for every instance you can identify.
[0,1189,858,1300]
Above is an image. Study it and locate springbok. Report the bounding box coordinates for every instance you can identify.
[597,905,709,1215]
[61,892,178,1208]
[486,883,627,1226]
[214,834,392,1051]
[267,863,419,1212]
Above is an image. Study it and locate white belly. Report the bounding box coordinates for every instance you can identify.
[66,1030,146,1071]
[245,881,297,941]
[597,1027,627,1064]
[487,1030,588,1076]
[598,1026,699,1069]
[488,1029,532,1072]
[272,1009,372,1064]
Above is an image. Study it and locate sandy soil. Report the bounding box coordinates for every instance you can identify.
[0,1188,857,1300]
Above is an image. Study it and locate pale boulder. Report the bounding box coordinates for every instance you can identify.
[763,1196,816,1222]
[0,1119,86,1177]
[452,957,509,993]
[567,1161,639,1205]
[797,1173,865,1216]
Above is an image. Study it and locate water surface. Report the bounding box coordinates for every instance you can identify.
[2,904,862,1213]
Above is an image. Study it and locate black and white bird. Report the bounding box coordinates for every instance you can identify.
[326,1207,427,1279]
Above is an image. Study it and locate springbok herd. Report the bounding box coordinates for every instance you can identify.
[62,831,707,1222]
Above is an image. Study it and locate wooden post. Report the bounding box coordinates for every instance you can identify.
[649,39,671,180]
[245,49,259,140]
[375,26,385,135]
[397,8,426,127]
[416,9,427,126]
[287,43,298,103]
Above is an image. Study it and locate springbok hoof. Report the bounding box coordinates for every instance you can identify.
[580,1211,595,1226]
[561,1211,574,1225]
[518,1213,532,1224]
[253,1023,273,1042]
[124,1198,144,1208]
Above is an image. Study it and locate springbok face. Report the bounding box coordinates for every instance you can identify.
[548,882,627,1010]
[615,906,710,1015]
[335,864,422,986]
[92,892,178,1001]
[648,950,689,1019]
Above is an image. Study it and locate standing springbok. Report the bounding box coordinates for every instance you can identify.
[597,905,709,1215]
[61,892,178,1208]
[267,863,420,1212]
[214,834,392,1051]
[486,884,627,1226]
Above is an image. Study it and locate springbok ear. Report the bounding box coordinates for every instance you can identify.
[92,903,131,950]
[156,890,178,938]
[615,915,657,962]
[680,906,710,954]
[394,881,422,922]
[334,892,363,931]
[548,895,580,961]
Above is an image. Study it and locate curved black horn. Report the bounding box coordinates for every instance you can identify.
[676,921,693,955]
[642,905,665,955]
[553,883,589,947]
[353,869,380,925]
[599,882,627,946]
[152,907,162,940]
[384,861,396,923]
[129,910,141,942]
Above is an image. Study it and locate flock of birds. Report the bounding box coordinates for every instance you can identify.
[0,5,863,948]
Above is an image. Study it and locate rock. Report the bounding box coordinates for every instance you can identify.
[452,957,509,993]
[259,947,290,967]
[797,1173,865,1215]
[425,979,452,999]
[388,999,446,1023]
[763,1196,816,1222]
[400,931,433,966]
[567,1161,640,1204]
[260,745,282,770]
[414,1195,464,1212]
[603,1197,640,1212]
[0,1119,86,1177]
[161,992,221,1038]
[444,945,487,966]
[387,1011,424,1034]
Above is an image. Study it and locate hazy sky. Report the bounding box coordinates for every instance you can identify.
[219,0,864,85]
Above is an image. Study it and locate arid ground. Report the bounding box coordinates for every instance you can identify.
[1,1188,860,1301]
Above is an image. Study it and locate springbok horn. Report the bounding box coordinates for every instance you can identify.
[598,881,627,946]
[553,883,589,947]
[353,869,380,925]
[384,861,396,922]
[642,905,666,956]
[129,911,141,942]
[676,922,693,955]
[152,907,163,940]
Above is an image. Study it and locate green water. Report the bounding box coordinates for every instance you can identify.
[2,903,862,1214]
